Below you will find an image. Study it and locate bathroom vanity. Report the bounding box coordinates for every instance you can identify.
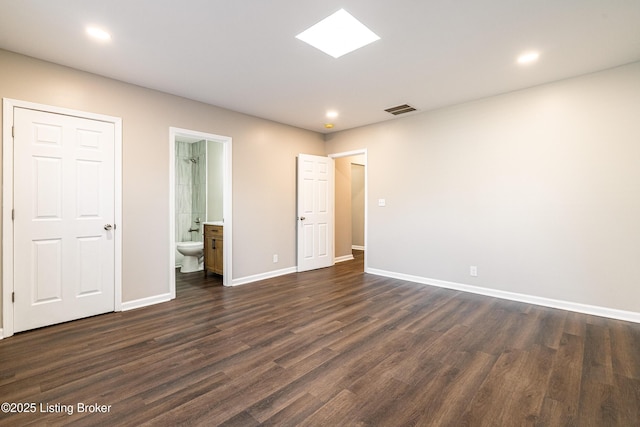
[204,223,223,276]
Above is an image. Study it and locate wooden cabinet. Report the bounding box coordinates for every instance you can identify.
[204,224,223,276]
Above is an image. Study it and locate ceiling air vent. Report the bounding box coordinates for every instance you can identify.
[384,104,416,115]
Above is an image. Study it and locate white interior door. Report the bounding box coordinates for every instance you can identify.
[297,154,334,272]
[13,107,115,332]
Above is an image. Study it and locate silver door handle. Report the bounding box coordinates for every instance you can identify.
[104,224,113,230]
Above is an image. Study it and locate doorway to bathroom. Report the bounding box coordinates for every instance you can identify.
[169,127,232,295]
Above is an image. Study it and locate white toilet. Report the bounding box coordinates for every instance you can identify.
[176,241,204,273]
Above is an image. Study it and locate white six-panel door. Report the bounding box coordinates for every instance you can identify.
[13,107,115,332]
[297,154,334,272]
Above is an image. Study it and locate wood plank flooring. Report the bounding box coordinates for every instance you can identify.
[1,250,639,426]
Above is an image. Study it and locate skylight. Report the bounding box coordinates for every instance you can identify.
[296,9,380,58]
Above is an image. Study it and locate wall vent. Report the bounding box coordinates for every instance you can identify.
[384,104,416,115]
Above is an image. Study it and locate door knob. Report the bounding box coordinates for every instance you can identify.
[104,224,113,230]
[299,216,306,221]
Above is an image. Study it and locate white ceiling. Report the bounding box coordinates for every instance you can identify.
[1,1,639,134]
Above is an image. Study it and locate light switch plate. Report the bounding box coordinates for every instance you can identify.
[378,198,386,207]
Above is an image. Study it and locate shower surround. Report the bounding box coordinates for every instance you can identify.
[175,140,206,243]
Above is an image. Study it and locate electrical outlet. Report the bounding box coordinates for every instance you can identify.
[273,254,278,263]
[470,266,478,277]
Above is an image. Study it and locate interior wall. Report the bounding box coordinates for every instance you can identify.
[334,157,353,258]
[334,154,366,258]
[206,140,224,222]
[0,49,325,321]
[325,61,640,314]
[351,163,365,248]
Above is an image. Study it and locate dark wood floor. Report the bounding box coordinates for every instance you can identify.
[1,251,639,426]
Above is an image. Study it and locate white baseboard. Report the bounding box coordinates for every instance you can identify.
[352,245,365,251]
[367,268,640,324]
[335,254,355,263]
[121,292,173,311]
[0,328,3,339]
[232,266,297,287]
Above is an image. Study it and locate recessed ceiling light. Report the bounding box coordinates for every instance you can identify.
[86,26,111,41]
[517,51,540,65]
[325,123,335,129]
[326,111,339,119]
[296,9,380,59]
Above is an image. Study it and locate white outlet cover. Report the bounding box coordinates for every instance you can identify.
[378,198,386,207]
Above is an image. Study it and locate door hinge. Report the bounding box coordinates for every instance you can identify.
[12,209,14,221]
[12,126,15,138]
[12,292,15,303]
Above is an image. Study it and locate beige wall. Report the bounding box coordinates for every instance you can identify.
[334,157,353,258]
[325,61,640,314]
[0,49,325,323]
[3,47,639,325]
[351,163,365,248]
[334,155,366,258]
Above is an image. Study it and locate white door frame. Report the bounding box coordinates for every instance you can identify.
[2,98,123,339]
[328,149,368,273]
[169,127,232,294]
